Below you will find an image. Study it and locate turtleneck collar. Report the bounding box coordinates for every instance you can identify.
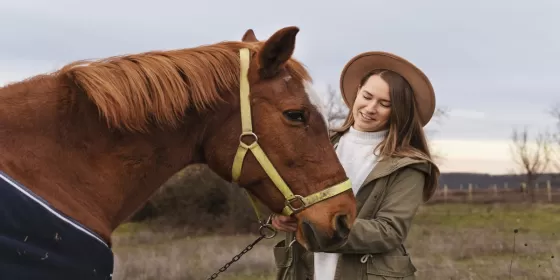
[345,126,387,144]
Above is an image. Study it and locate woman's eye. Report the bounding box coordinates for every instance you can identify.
[283,110,305,122]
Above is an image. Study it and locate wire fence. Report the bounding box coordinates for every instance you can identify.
[430,180,559,204]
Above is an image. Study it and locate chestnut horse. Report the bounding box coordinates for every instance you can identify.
[0,26,356,279]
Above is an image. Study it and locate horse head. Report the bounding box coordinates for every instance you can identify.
[199,26,357,250]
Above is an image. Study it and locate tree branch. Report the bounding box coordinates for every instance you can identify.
[323,84,348,129]
[509,127,551,192]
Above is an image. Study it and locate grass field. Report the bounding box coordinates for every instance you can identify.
[111,203,560,280]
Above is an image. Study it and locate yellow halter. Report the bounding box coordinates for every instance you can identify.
[232,48,352,221]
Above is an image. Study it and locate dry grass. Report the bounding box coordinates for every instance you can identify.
[111,203,559,280]
[405,203,559,279]
[112,230,281,280]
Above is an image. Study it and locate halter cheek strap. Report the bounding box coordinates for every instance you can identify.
[231,48,352,219]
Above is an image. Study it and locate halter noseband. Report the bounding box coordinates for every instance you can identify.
[232,48,352,218]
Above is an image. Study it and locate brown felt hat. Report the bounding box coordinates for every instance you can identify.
[339,51,436,127]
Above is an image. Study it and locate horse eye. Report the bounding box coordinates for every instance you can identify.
[283,110,305,122]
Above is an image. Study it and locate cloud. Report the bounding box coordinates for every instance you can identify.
[1,0,559,154]
[0,59,63,86]
[430,139,557,175]
[448,109,486,120]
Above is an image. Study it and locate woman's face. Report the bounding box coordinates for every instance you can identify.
[352,74,391,132]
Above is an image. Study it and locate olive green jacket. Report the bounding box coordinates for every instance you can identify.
[273,133,433,280]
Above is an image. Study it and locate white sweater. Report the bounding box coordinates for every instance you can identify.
[313,126,386,280]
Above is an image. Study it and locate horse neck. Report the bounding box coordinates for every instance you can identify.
[0,75,212,242]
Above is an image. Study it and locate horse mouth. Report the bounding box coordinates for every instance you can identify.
[301,218,347,251]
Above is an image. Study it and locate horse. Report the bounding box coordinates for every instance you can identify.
[0,26,357,279]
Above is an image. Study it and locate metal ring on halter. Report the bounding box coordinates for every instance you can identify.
[288,239,297,248]
[239,131,258,148]
[259,223,277,239]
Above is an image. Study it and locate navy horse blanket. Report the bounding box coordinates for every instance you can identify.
[0,171,114,280]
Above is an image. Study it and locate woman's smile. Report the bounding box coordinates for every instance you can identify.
[359,111,375,122]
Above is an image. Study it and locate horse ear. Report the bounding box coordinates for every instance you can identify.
[242,29,258,42]
[257,26,299,79]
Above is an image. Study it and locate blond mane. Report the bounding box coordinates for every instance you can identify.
[58,41,311,132]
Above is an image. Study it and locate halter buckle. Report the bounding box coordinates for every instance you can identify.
[285,195,306,212]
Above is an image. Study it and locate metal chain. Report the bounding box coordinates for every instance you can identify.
[206,234,265,280]
[206,216,277,280]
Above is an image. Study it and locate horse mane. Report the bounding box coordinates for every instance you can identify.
[56,41,311,132]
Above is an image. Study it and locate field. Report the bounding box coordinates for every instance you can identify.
[111,203,560,280]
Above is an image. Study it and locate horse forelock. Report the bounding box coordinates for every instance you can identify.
[56,41,311,133]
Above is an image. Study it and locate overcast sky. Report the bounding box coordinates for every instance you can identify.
[1,0,558,174]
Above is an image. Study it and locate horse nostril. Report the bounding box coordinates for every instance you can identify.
[334,214,350,239]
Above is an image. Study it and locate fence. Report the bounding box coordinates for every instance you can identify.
[430,180,560,204]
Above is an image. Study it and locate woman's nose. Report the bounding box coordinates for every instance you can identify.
[365,102,378,113]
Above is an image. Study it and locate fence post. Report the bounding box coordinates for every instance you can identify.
[535,182,539,193]
[493,184,498,198]
[547,180,552,203]
[504,182,508,189]
[443,184,448,203]
[468,183,473,202]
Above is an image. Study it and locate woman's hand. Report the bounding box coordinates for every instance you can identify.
[271,214,298,232]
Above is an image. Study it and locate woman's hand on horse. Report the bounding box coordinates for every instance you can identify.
[271,214,297,232]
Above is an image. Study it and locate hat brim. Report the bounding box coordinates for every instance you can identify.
[339,51,436,127]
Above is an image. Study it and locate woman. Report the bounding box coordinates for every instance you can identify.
[271,51,440,280]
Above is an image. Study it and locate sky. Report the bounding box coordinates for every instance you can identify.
[1,0,559,175]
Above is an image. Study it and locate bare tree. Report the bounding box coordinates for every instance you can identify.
[549,103,560,171]
[322,84,348,129]
[509,126,552,201]
[551,103,560,127]
[433,107,449,124]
